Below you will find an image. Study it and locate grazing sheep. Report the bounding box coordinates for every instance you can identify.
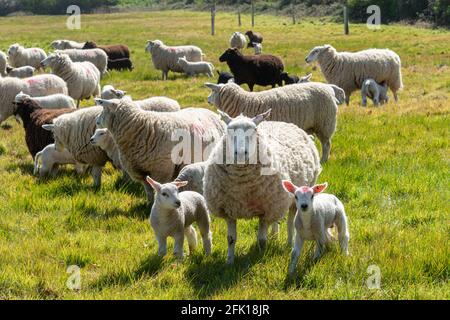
[219,48,284,91]
[217,70,234,84]
[0,74,68,124]
[0,50,7,76]
[229,32,247,51]
[361,78,389,107]
[253,43,262,55]
[305,44,403,104]
[7,44,47,69]
[55,49,108,76]
[281,72,312,85]
[12,98,75,158]
[41,53,101,108]
[6,66,35,78]
[174,161,206,194]
[34,143,87,177]
[15,92,76,110]
[51,40,85,50]
[205,81,339,163]
[95,98,226,203]
[245,30,263,48]
[145,39,204,80]
[90,128,122,170]
[281,181,349,276]
[83,41,130,60]
[203,110,321,264]
[145,177,212,259]
[177,56,214,77]
[107,58,134,71]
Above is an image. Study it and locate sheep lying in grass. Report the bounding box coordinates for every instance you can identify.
[174,161,206,194]
[145,176,212,259]
[41,53,101,108]
[8,44,47,69]
[34,143,87,177]
[0,50,7,76]
[361,78,389,107]
[55,49,108,76]
[282,181,349,276]
[177,56,214,77]
[230,32,247,51]
[90,128,122,170]
[51,40,86,50]
[6,66,35,78]
[305,44,403,104]
[15,92,76,110]
[203,110,321,264]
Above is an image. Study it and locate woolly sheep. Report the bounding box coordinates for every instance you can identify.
[203,110,321,264]
[205,81,339,163]
[253,43,262,55]
[51,40,86,50]
[0,50,7,76]
[177,56,214,77]
[145,40,204,80]
[229,32,247,51]
[101,85,127,100]
[305,44,403,104]
[0,74,68,124]
[361,78,389,107]
[174,161,206,194]
[82,41,130,60]
[281,181,349,276]
[6,66,35,78]
[145,177,212,259]
[90,128,122,170]
[55,49,108,75]
[34,143,87,177]
[95,98,226,203]
[42,106,109,187]
[41,52,101,108]
[8,44,47,69]
[15,92,76,110]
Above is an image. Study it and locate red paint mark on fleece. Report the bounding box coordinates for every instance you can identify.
[26,78,37,85]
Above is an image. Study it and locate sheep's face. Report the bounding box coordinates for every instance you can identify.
[40,53,65,68]
[145,40,162,53]
[83,41,97,49]
[219,48,239,62]
[205,83,224,105]
[95,99,120,129]
[305,45,331,63]
[8,44,19,56]
[145,177,188,210]
[50,41,60,49]
[101,86,127,100]
[90,128,109,147]
[282,181,328,213]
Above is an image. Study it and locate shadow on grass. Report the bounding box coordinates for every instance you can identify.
[5,162,34,176]
[113,174,147,198]
[103,202,149,220]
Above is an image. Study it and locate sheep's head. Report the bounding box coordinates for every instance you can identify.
[83,41,97,49]
[14,91,31,104]
[145,40,162,53]
[219,48,240,62]
[95,98,122,129]
[282,181,328,214]
[8,44,20,57]
[216,71,234,85]
[245,31,253,37]
[145,176,188,210]
[205,82,225,106]
[50,40,61,49]
[177,56,187,66]
[305,44,333,63]
[101,85,127,100]
[40,52,69,69]
[90,128,110,147]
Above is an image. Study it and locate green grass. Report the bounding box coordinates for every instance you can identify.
[0,11,449,300]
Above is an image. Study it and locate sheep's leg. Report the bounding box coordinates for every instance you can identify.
[336,211,350,256]
[257,218,269,251]
[226,218,237,264]
[173,232,185,260]
[50,164,59,177]
[287,206,296,247]
[197,213,212,256]
[313,227,327,260]
[76,100,80,108]
[184,225,198,255]
[361,91,367,107]
[270,221,280,237]
[319,136,331,163]
[91,166,102,188]
[288,233,304,276]
[393,90,399,102]
[345,92,351,106]
[156,234,167,257]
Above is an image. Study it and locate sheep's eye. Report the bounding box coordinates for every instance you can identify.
[311,195,314,200]
[294,195,298,200]
[161,192,168,197]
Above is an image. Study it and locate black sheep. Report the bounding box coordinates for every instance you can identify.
[280,72,300,85]
[245,30,263,48]
[219,48,284,91]
[217,70,234,84]
[83,41,130,60]
[108,58,134,71]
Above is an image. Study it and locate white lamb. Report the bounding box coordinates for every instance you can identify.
[90,128,122,170]
[253,43,262,55]
[41,53,101,108]
[305,44,403,104]
[101,85,127,100]
[7,44,47,69]
[229,32,247,51]
[177,56,214,77]
[34,143,87,177]
[51,40,85,50]
[15,92,76,110]
[145,39,204,80]
[6,66,35,78]
[0,50,7,76]
[281,181,349,276]
[55,49,108,76]
[361,78,389,107]
[145,176,212,259]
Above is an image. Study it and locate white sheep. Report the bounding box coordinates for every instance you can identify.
[34,143,87,177]
[145,176,212,259]
[177,56,214,77]
[41,52,101,108]
[6,66,35,78]
[229,32,247,51]
[55,49,108,76]
[7,44,47,69]
[281,181,349,276]
[305,44,403,104]
[174,161,206,194]
[15,92,76,110]
[51,40,85,50]
[0,74,68,124]
[361,78,389,107]
[145,39,204,80]
[203,110,322,264]
[101,85,127,100]
[253,43,262,55]
[0,50,8,76]
[90,128,122,170]
[205,81,339,163]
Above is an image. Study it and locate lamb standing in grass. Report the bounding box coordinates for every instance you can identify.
[0,50,7,76]
[34,143,87,177]
[6,66,35,78]
[361,78,389,107]
[145,176,212,259]
[15,92,76,110]
[229,32,247,51]
[177,56,214,77]
[305,44,403,104]
[203,110,322,264]
[41,53,101,108]
[281,181,349,276]
[7,44,47,69]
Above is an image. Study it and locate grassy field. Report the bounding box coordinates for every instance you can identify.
[0,11,449,300]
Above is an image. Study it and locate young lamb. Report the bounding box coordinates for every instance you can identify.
[107,58,134,71]
[245,31,263,48]
[174,161,206,194]
[15,92,76,110]
[90,128,122,170]
[83,41,130,60]
[55,49,108,76]
[7,44,47,69]
[6,66,35,78]
[219,48,284,91]
[361,78,389,107]
[145,39,204,80]
[0,74,68,124]
[252,43,262,55]
[51,40,86,50]
[34,143,87,177]
[95,98,225,204]
[217,71,234,84]
[177,56,214,77]
[145,177,212,259]
[0,50,7,76]
[205,81,339,163]
[41,52,101,108]
[281,181,349,276]
[203,110,322,264]
[305,44,403,104]
[229,32,247,51]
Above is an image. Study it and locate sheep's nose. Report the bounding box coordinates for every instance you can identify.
[305,58,308,62]
[301,204,308,210]
[175,200,181,207]
[89,138,94,143]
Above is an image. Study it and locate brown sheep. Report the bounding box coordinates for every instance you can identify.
[245,30,263,48]
[83,41,130,61]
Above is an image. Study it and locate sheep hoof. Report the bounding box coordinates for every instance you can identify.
[258,239,267,251]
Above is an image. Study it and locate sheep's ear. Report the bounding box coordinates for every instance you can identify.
[252,109,271,126]
[205,83,221,92]
[227,78,235,83]
[282,180,297,194]
[42,124,55,132]
[300,73,312,82]
[173,181,188,189]
[312,182,328,194]
[95,98,118,109]
[145,176,161,192]
[217,110,233,125]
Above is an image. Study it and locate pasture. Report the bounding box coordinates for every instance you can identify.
[0,11,448,299]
